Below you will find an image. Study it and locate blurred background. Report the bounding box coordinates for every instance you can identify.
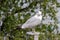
[0,0,60,40]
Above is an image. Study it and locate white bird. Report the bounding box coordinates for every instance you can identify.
[21,11,42,32]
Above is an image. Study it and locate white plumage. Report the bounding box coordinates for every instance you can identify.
[21,11,42,29]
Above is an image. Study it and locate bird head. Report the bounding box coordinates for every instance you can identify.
[35,11,42,16]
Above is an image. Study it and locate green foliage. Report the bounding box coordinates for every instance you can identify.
[0,0,60,40]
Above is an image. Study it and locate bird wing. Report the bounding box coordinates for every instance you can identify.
[21,15,42,29]
[22,17,41,28]
[25,16,37,24]
[24,16,41,26]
